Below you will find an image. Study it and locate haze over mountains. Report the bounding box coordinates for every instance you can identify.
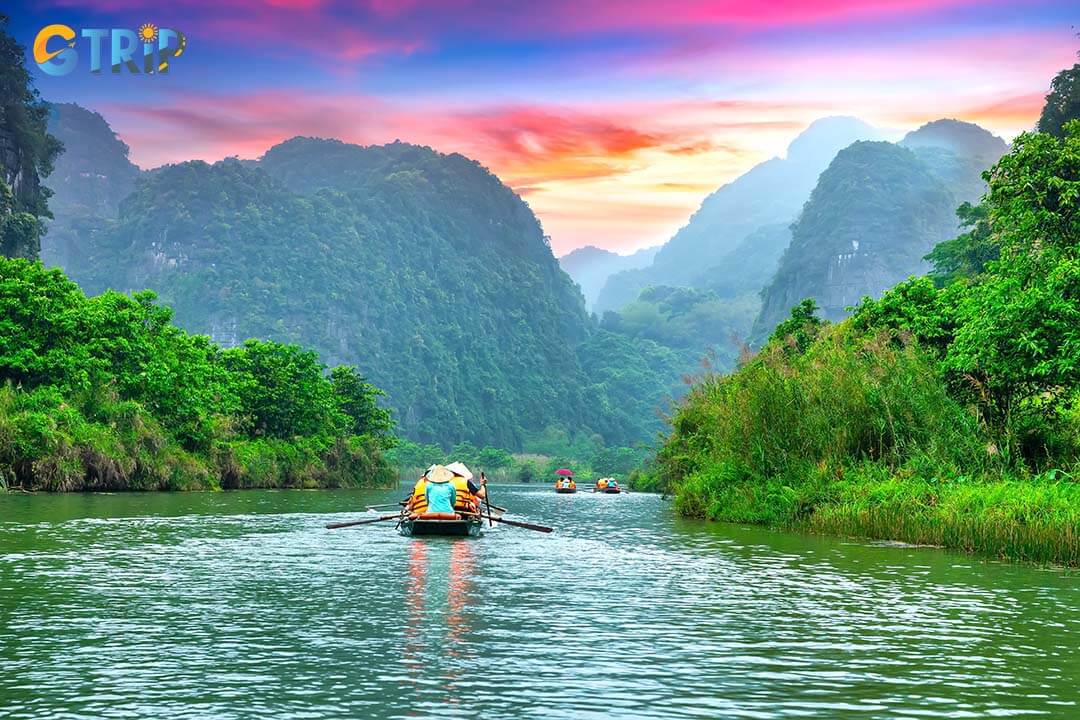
[37,102,1007,449]
[593,117,887,314]
[752,120,1007,340]
[558,244,658,311]
[40,112,689,449]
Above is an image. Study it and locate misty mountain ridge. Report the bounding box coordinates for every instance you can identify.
[752,120,1007,341]
[41,103,142,269]
[593,116,887,313]
[559,244,659,311]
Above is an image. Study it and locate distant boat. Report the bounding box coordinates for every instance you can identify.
[595,477,621,494]
[554,468,577,493]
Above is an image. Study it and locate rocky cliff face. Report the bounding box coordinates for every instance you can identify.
[40,103,142,268]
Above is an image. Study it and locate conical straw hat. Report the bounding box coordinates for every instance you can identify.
[427,465,453,484]
[445,461,473,480]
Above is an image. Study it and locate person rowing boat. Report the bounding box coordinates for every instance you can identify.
[326,463,551,534]
[401,463,489,536]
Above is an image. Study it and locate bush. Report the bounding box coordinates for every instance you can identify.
[0,258,397,491]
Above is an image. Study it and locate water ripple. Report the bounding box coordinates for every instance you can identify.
[1,486,1077,719]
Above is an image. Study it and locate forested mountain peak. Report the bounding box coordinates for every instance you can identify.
[40,102,142,268]
[751,130,994,341]
[561,245,619,265]
[50,127,687,449]
[46,103,141,203]
[258,136,555,262]
[899,119,1008,162]
[260,136,505,199]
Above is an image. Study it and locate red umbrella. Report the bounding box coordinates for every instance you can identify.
[554,468,574,477]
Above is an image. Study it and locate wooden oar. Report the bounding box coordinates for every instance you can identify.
[365,502,406,511]
[325,513,400,529]
[482,472,493,527]
[481,514,553,533]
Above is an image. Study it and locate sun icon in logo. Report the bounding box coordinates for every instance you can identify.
[138,23,158,44]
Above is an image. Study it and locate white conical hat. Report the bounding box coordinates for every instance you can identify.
[427,465,453,484]
[445,461,473,480]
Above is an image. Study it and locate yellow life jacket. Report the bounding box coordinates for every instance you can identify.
[408,478,429,514]
[451,476,477,513]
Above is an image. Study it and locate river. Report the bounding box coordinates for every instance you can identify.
[1,485,1077,719]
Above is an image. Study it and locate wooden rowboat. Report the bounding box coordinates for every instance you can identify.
[398,507,505,537]
[554,486,577,494]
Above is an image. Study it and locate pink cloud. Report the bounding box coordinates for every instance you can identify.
[95,88,824,252]
[471,0,989,34]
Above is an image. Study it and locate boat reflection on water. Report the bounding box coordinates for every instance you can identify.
[401,538,477,709]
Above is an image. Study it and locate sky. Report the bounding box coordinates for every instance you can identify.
[9,1,1078,255]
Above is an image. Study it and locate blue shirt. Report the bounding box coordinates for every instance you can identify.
[425,482,456,514]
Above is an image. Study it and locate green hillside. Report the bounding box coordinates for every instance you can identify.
[752,123,1005,342]
[56,137,684,449]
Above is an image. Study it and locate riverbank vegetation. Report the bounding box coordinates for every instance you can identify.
[653,92,1080,564]
[0,259,396,491]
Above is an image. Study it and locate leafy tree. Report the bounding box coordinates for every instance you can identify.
[589,445,648,477]
[768,299,824,353]
[848,119,1080,460]
[515,460,538,483]
[223,340,342,439]
[0,14,62,259]
[925,202,997,285]
[1037,63,1080,139]
[385,439,443,469]
[330,365,393,442]
[942,123,1080,425]
[476,445,513,470]
[0,257,396,490]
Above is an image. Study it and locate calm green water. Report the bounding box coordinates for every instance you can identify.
[1,485,1077,719]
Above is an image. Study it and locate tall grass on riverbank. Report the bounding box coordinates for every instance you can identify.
[655,326,1080,565]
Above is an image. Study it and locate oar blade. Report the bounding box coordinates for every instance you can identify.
[325,513,400,529]
[486,515,553,533]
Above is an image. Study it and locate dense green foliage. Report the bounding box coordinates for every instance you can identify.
[767,298,823,353]
[0,15,62,259]
[0,258,396,491]
[1038,63,1080,139]
[924,202,995,285]
[654,119,1080,565]
[50,135,684,449]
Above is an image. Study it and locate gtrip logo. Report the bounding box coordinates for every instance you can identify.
[33,23,186,76]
